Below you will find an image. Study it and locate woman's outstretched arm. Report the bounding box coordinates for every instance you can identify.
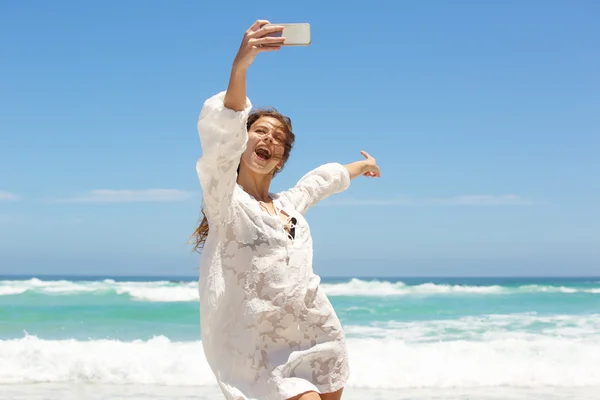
[344,151,381,179]
[279,151,380,214]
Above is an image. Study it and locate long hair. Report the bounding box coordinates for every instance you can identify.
[190,108,295,252]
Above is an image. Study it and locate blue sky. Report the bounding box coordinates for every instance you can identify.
[1,1,598,276]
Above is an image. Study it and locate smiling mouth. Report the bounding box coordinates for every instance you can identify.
[255,147,272,161]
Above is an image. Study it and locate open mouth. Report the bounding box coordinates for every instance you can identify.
[254,147,272,161]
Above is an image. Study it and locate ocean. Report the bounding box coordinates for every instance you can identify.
[1,275,599,400]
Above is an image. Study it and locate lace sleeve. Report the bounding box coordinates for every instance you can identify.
[196,91,252,225]
[280,163,351,214]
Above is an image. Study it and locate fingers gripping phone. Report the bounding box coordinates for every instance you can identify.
[264,23,311,46]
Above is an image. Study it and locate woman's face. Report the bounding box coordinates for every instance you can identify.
[240,116,288,175]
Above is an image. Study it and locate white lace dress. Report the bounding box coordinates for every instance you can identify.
[196,92,351,400]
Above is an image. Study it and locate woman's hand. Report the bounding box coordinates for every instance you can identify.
[344,151,381,180]
[359,151,380,178]
[224,20,284,111]
[233,20,285,70]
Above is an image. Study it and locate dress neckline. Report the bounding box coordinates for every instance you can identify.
[237,184,282,215]
[236,185,295,240]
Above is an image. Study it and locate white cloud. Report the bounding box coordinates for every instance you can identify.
[325,194,531,206]
[428,194,531,206]
[0,191,19,201]
[324,196,415,206]
[59,189,195,203]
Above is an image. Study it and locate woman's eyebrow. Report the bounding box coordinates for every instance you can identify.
[255,123,284,133]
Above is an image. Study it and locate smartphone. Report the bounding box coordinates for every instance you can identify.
[264,23,311,46]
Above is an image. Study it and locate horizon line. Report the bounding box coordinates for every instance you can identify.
[1,273,599,279]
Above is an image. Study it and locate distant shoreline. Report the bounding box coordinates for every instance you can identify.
[1,274,599,280]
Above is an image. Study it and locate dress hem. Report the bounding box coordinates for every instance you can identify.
[281,376,349,400]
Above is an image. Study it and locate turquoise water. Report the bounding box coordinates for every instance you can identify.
[2,276,598,341]
[1,275,600,398]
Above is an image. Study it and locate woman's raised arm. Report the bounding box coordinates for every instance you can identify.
[195,20,285,225]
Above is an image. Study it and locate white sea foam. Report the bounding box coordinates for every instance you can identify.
[116,286,199,302]
[5,384,600,400]
[519,284,578,293]
[2,333,600,388]
[320,279,600,297]
[347,335,600,388]
[0,278,199,302]
[343,313,600,342]
[0,335,213,386]
[0,287,27,295]
[1,278,600,301]
[321,279,504,296]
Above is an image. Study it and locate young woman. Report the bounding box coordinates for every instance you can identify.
[192,20,381,400]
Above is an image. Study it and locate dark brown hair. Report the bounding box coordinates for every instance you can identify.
[191,108,295,252]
